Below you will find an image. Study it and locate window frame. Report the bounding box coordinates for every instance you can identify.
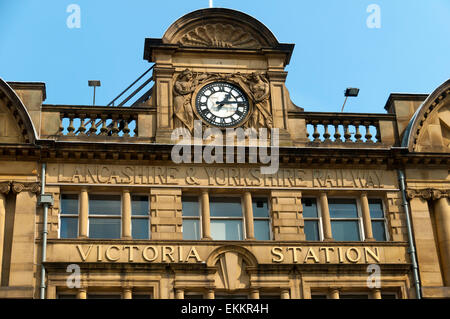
[368,197,389,242]
[130,194,151,240]
[59,192,80,239]
[302,196,324,241]
[87,193,123,239]
[209,194,246,241]
[328,196,365,241]
[181,194,202,240]
[252,196,272,241]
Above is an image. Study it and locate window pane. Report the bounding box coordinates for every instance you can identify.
[184,294,203,299]
[132,218,149,239]
[182,196,199,217]
[372,221,386,241]
[302,198,318,218]
[211,220,242,240]
[254,220,270,240]
[381,293,397,299]
[329,199,358,218]
[183,219,200,240]
[89,195,121,215]
[61,194,78,215]
[331,220,360,241]
[60,217,78,238]
[132,195,148,216]
[89,218,121,239]
[369,199,384,218]
[252,198,269,218]
[304,220,320,241]
[210,198,242,217]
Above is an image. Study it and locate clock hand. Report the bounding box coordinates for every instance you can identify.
[216,93,232,109]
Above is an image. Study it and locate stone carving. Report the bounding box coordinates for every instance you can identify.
[173,69,272,132]
[0,182,10,194]
[177,23,260,49]
[173,69,210,132]
[11,182,40,194]
[406,188,450,200]
[234,72,272,130]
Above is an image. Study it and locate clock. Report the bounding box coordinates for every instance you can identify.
[195,82,249,127]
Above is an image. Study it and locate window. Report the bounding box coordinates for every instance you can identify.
[303,198,320,241]
[210,197,243,240]
[87,294,121,299]
[89,194,121,239]
[131,195,149,239]
[253,197,271,240]
[328,198,361,241]
[369,199,387,241]
[182,196,201,240]
[60,194,79,238]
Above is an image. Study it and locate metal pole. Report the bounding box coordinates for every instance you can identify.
[93,86,96,106]
[341,96,348,112]
[398,170,422,299]
[40,163,48,299]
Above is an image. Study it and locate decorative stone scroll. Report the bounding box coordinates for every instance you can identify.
[11,182,40,194]
[177,23,261,49]
[173,69,272,132]
[406,188,450,200]
[0,182,10,194]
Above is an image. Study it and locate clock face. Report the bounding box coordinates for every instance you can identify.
[195,82,249,127]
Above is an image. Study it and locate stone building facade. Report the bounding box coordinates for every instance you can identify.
[0,8,448,299]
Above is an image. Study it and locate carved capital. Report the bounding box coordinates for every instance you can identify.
[11,182,41,194]
[0,182,10,194]
[406,188,449,201]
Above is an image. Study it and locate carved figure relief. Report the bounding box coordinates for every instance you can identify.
[177,23,261,49]
[173,69,272,132]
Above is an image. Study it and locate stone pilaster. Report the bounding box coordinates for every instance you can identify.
[270,190,304,241]
[8,183,40,287]
[150,188,182,240]
[384,192,407,241]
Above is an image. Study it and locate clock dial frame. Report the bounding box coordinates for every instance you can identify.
[195,82,250,128]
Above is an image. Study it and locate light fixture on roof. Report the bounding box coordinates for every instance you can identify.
[88,80,101,106]
[341,87,359,112]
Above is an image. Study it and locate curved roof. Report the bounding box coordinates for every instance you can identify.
[403,78,450,152]
[0,78,37,144]
[162,8,280,49]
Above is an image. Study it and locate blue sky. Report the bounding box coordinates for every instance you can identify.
[0,0,449,113]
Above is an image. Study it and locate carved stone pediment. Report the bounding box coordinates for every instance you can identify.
[177,23,261,49]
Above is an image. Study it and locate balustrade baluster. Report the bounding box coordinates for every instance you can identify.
[354,121,362,143]
[78,113,87,136]
[123,116,131,137]
[323,120,331,143]
[111,115,120,136]
[312,120,320,142]
[363,121,373,143]
[88,114,97,136]
[100,115,108,136]
[332,120,341,142]
[343,120,351,143]
[67,113,75,136]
